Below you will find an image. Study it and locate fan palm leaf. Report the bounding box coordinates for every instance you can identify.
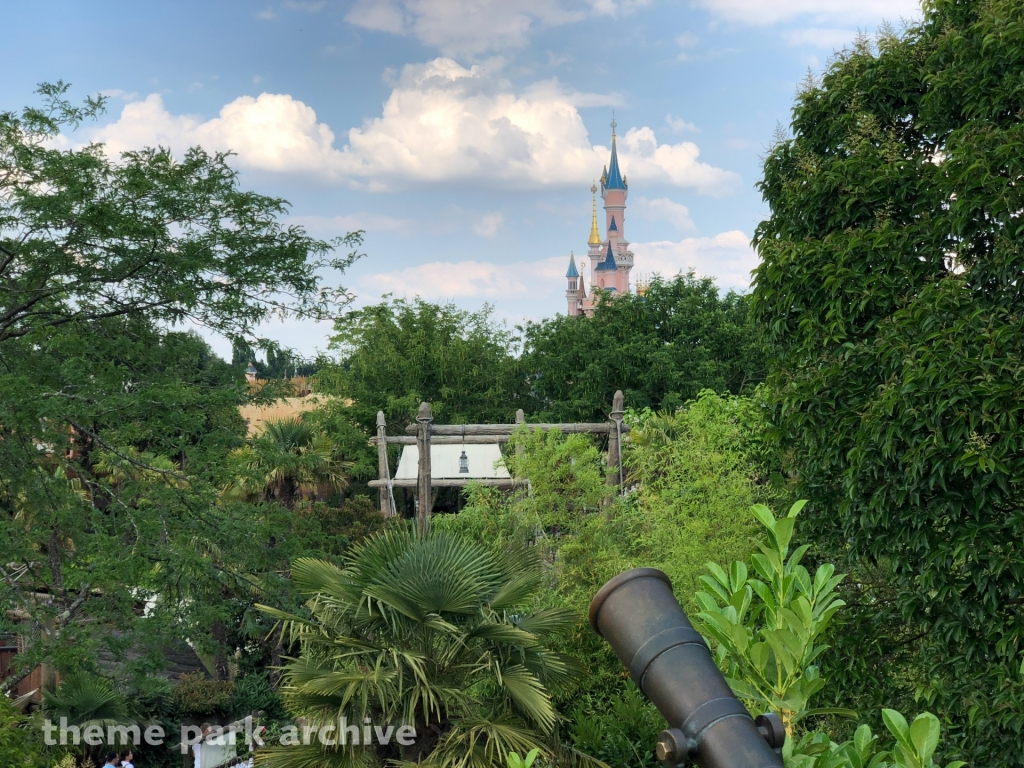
[257,526,603,768]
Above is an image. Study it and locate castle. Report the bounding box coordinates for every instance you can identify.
[565,120,636,317]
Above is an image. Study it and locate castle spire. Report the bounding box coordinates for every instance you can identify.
[588,182,601,245]
[604,118,627,191]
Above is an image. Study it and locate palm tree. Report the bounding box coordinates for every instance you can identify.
[43,673,134,762]
[258,527,600,768]
[224,416,351,509]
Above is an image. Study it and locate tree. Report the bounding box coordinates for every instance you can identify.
[0,83,360,688]
[258,527,594,768]
[521,274,763,422]
[224,416,352,509]
[697,505,965,768]
[322,297,530,433]
[750,3,1024,762]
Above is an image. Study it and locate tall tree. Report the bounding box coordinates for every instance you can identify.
[322,297,530,432]
[522,273,763,422]
[0,83,360,684]
[750,3,1024,762]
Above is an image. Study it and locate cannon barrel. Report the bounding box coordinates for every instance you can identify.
[589,568,785,768]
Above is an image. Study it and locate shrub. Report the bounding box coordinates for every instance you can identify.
[169,672,233,717]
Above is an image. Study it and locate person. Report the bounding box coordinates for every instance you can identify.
[101,752,120,768]
[193,723,211,768]
[120,749,135,768]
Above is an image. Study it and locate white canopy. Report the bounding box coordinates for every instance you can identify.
[395,444,510,480]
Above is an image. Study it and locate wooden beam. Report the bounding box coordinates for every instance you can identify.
[375,411,393,517]
[607,389,625,492]
[404,422,621,435]
[370,435,511,445]
[416,402,432,537]
[370,478,521,488]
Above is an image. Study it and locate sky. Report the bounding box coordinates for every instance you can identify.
[3,0,922,360]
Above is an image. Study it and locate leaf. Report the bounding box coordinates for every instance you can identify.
[881,709,913,754]
[787,499,808,518]
[853,723,876,756]
[909,713,940,762]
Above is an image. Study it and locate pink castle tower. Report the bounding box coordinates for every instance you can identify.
[566,120,634,317]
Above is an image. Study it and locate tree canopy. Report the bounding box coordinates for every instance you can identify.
[323,297,531,431]
[751,2,1024,762]
[522,273,763,422]
[0,84,361,687]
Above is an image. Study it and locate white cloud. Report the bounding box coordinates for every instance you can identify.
[357,256,567,300]
[632,231,757,290]
[632,197,696,231]
[356,230,756,308]
[675,31,699,60]
[94,92,341,177]
[99,88,139,101]
[693,0,921,26]
[283,0,325,11]
[345,0,584,57]
[784,27,856,48]
[92,59,738,195]
[473,212,504,237]
[256,6,277,20]
[666,115,700,133]
[344,0,650,57]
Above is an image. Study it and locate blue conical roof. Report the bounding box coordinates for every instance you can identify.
[565,253,579,278]
[604,133,626,190]
[595,242,618,271]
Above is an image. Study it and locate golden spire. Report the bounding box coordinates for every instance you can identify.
[588,181,601,246]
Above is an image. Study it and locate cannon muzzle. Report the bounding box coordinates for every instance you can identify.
[589,568,785,768]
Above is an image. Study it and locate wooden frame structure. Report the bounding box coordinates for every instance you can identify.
[369,390,627,535]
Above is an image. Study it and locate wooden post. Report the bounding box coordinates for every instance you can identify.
[515,408,525,460]
[416,401,433,536]
[607,390,625,492]
[375,411,393,517]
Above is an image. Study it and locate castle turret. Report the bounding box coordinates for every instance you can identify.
[565,252,585,316]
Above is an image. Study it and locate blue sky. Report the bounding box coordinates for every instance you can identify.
[3,0,920,359]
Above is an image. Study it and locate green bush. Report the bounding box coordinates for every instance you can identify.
[0,695,41,768]
[230,672,285,721]
[169,672,233,717]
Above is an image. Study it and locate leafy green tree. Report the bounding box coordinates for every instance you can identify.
[224,416,352,509]
[323,297,530,432]
[0,83,359,687]
[694,501,854,736]
[258,527,594,768]
[750,2,1024,761]
[522,274,763,422]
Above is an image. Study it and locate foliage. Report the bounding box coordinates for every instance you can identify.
[0,694,42,768]
[223,416,352,509]
[231,672,287,721]
[749,3,1024,760]
[522,273,764,422]
[507,748,541,768]
[169,672,234,717]
[567,686,662,768]
[692,505,964,767]
[0,83,361,685]
[42,673,131,730]
[323,297,531,433]
[694,501,854,735]
[504,427,611,533]
[787,715,965,768]
[440,393,779,766]
[257,526,596,768]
